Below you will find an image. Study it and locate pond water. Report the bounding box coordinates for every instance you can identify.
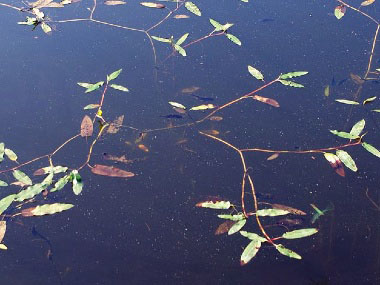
[0,0,380,284]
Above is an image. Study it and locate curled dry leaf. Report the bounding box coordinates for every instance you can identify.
[91,164,135,178]
[80,115,93,137]
[107,115,124,134]
[215,220,236,235]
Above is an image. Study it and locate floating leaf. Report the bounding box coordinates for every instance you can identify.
[324,152,345,177]
[104,0,126,5]
[107,68,122,81]
[267,153,279,161]
[336,150,357,172]
[240,239,262,266]
[181,86,200,93]
[33,166,67,176]
[372,109,380,112]
[275,244,302,259]
[21,203,74,217]
[169,101,186,109]
[334,5,346,20]
[0,221,6,243]
[85,81,104,93]
[361,0,375,7]
[174,44,186,56]
[278,80,304,88]
[252,95,279,107]
[176,33,189,46]
[350,73,365,85]
[240,231,267,242]
[271,204,306,215]
[256,209,289,217]
[84,103,100,110]
[0,244,7,250]
[329,130,359,140]
[279,71,308,79]
[0,180,8,187]
[362,142,380,158]
[4,149,17,161]
[218,213,245,221]
[0,143,4,162]
[138,144,149,152]
[110,84,129,92]
[225,33,241,46]
[185,2,201,16]
[209,18,223,31]
[50,174,70,192]
[40,22,52,34]
[209,116,223,121]
[195,200,231,209]
[324,85,330,97]
[0,195,16,215]
[151,35,172,43]
[140,2,165,8]
[228,219,246,235]
[71,170,83,195]
[248,66,264,81]
[80,115,93,137]
[282,228,318,239]
[350,119,365,137]
[107,115,124,134]
[12,170,32,186]
[91,164,135,178]
[77,82,93,88]
[173,14,190,19]
[30,0,64,8]
[190,104,215,111]
[215,220,236,235]
[363,96,376,105]
[15,183,48,202]
[335,99,359,105]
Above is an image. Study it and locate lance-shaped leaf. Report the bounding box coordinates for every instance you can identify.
[174,44,186,56]
[0,194,16,215]
[334,5,346,19]
[13,170,32,186]
[0,143,4,162]
[34,166,67,176]
[252,95,279,107]
[41,171,54,185]
[90,164,135,178]
[190,104,215,111]
[256,209,289,217]
[195,200,231,209]
[335,99,359,105]
[85,81,104,93]
[271,204,306,215]
[0,180,8,187]
[240,231,267,242]
[107,68,122,82]
[361,0,375,6]
[209,18,223,31]
[281,228,318,239]
[278,80,304,88]
[362,142,380,158]
[350,119,365,137]
[151,36,172,43]
[279,71,308,79]
[225,34,241,46]
[275,244,302,259]
[329,130,359,140]
[176,33,189,46]
[324,152,345,177]
[110,84,129,92]
[4,149,17,161]
[77,82,93,88]
[336,150,357,172]
[21,203,74,217]
[41,22,52,34]
[217,213,245,221]
[104,0,127,5]
[84,104,100,110]
[140,2,165,9]
[71,170,83,195]
[228,219,246,235]
[248,66,264,81]
[50,174,71,192]
[0,221,6,243]
[185,2,201,16]
[363,96,376,105]
[15,183,48,201]
[169,101,186,109]
[240,239,262,266]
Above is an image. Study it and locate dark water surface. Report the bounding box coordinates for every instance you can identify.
[1,0,380,284]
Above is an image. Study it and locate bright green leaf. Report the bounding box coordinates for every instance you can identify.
[228,219,246,235]
[12,170,32,186]
[4,149,17,161]
[169,101,186,109]
[275,244,302,259]
[107,68,122,82]
[195,200,231,209]
[248,65,264,81]
[278,80,304,88]
[256,209,289,217]
[240,239,261,265]
[329,130,359,140]
[334,5,346,20]
[217,213,245,221]
[77,82,93,88]
[41,22,52,34]
[0,143,4,163]
[0,180,8,187]
[363,96,376,105]
[174,44,187,56]
[0,194,16,215]
[151,36,172,43]
[350,119,365,137]
[362,142,380,158]
[15,183,48,202]
[240,231,267,242]
[71,170,83,195]
[372,109,380,112]
[336,150,357,172]
[50,175,70,192]
[225,33,241,46]
[110,84,129,92]
[279,71,308,79]
[185,2,201,16]
[282,228,319,239]
[84,104,100,110]
[176,33,189,46]
[335,99,359,105]
[34,166,68,176]
[209,18,223,31]
[85,81,104,93]
[28,203,74,216]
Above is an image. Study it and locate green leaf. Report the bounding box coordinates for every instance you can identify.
[50,175,70,192]
[71,170,83,195]
[278,80,304,88]
[372,109,380,112]
[0,143,4,163]
[176,33,189,46]
[209,18,224,31]
[0,194,16,215]
[84,104,100,110]
[282,228,319,239]
[41,172,54,185]
[275,244,302,259]
[18,16,37,26]
[240,239,261,266]
[195,200,231,209]
[335,99,359,105]
[363,96,376,105]
[110,84,129,92]
[334,5,346,20]
[185,2,201,16]
[12,170,32,186]
[248,65,264,81]
[151,36,172,43]
[169,101,186,109]
[77,82,93,88]
[174,44,187,56]
[240,231,267,242]
[329,130,359,140]
[225,33,241,46]
[279,71,308,79]
[228,219,246,235]
[350,119,365,137]
[41,22,52,34]
[362,142,380,158]
[107,68,122,82]
[0,180,8,187]
[15,183,48,201]
[4,149,17,161]
[218,213,245,221]
[34,166,68,176]
[256,209,289,217]
[336,150,357,172]
[85,81,104,93]
[27,203,74,216]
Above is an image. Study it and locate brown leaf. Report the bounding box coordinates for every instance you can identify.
[350,73,365,85]
[104,0,126,5]
[209,116,223,121]
[80,115,93,137]
[215,220,236,235]
[138,144,149,152]
[173,14,190,19]
[11,181,28,187]
[21,207,36,217]
[140,2,165,8]
[252,95,280,107]
[91,164,135,178]
[181,86,200,94]
[107,115,124,134]
[103,153,133,164]
[267,153,279,161]
[271,204,306,215]
[0,221,6,243]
